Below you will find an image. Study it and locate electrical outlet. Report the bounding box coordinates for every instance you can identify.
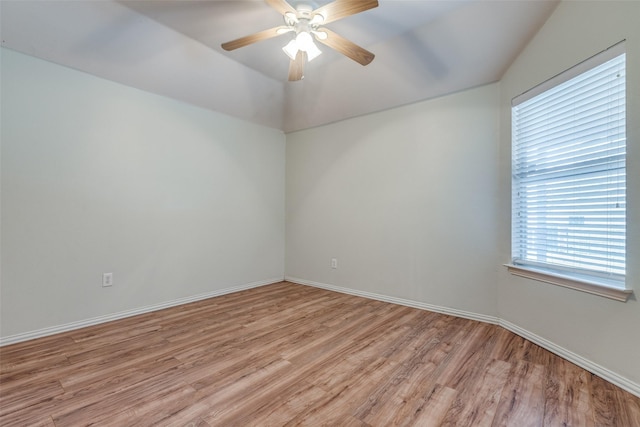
[102,272,113,287]
[331,258,338,269]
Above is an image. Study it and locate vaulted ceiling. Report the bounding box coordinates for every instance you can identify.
[1,0,558,132]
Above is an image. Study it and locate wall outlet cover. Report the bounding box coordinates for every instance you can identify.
[102,272,113,287]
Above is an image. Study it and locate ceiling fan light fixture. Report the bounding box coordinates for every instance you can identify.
[284,11,298,25]
[302,37,322,61]
[282,31,322,62]
[222,0,379,80]
[310,13,325,25]
[282,39,299,60]
[296,31,322,61]
[312,30,328,40]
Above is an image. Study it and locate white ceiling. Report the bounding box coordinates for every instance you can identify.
[0,0,558,132]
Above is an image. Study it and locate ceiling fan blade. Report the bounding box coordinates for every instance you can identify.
[315,28,375,65]
[312,0,379,25]
[221,26,291,51]
[288,51,306,81]
[265,0,296,16]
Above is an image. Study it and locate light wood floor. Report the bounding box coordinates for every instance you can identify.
[1,282,639,426]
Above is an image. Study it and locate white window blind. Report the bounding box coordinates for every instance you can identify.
[511,45,626,287]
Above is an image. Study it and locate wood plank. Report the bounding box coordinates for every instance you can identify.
[1,281,638,426]
[99,382,197,426]
[617,387,640,426]
[51,370,194,426]
[0,414,57,427]
[590,373,619,426]
[490,327,527,362]
[241,381,329,426]
[492,360,545,427]
[0,378,65,417]
[355,314,461,424]
[279,357,399,426]
[543,356,594,427]
[440,358,512,426]
[410,384,459,427]
[435,321,500,389]
[202,307,422,424]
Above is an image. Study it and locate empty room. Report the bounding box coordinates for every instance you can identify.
[1,0,639,425]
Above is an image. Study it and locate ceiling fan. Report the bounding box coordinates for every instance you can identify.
[221,0,379,81]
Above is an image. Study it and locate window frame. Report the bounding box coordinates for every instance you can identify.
[507,41,632,302]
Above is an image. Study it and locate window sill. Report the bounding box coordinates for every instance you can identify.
[504,264,633,302]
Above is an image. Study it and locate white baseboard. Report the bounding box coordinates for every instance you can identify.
[0,277,283,347]
[285,276,640,398]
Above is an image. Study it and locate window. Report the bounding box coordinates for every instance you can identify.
[509,42,630,301]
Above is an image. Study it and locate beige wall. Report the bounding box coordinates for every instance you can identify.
[497,0,640,386]
[286,83,500,317]
[1,48,286,339]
